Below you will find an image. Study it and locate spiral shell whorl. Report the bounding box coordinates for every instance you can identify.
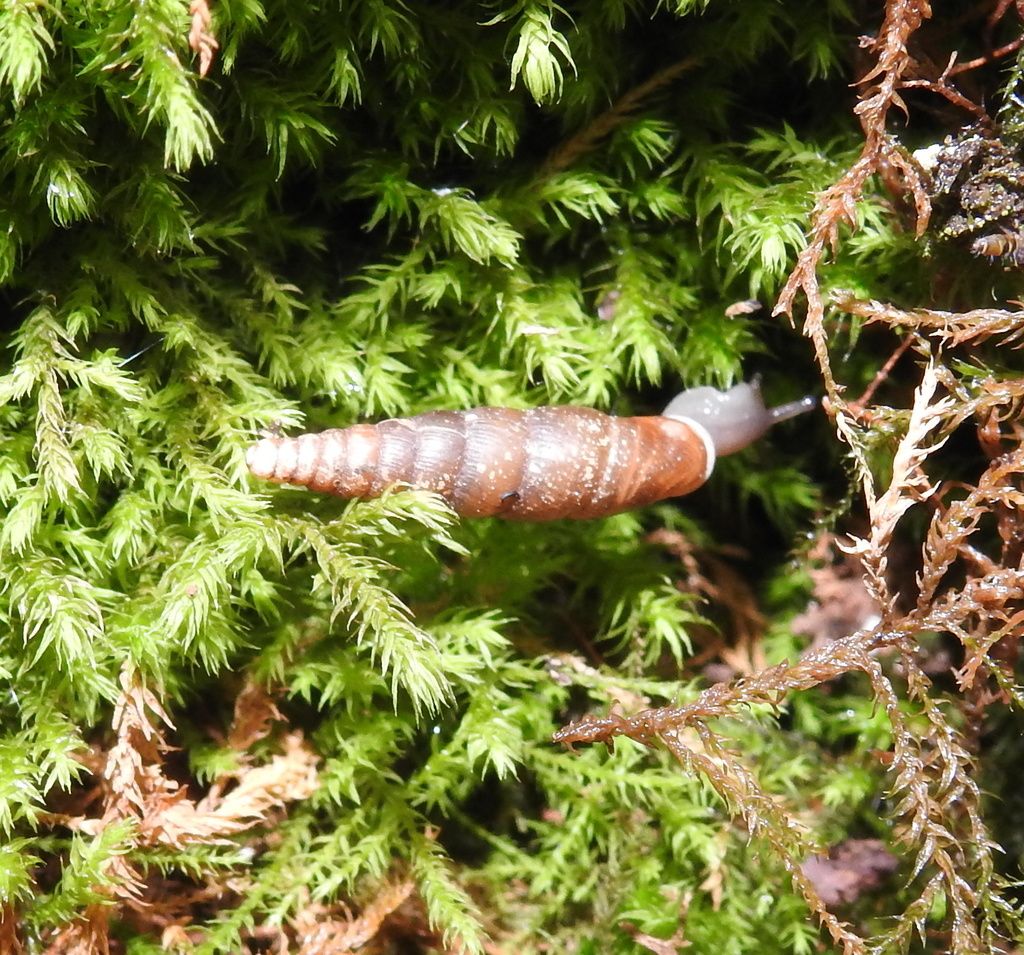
[246,406,714,520]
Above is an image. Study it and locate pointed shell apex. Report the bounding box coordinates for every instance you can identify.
[246,438,280,479]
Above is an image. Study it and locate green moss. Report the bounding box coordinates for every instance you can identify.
[2,1,1022,952]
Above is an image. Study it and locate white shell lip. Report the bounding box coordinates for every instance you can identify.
[673,416,716,482]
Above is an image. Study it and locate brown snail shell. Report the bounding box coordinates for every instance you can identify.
[246,383,814,521]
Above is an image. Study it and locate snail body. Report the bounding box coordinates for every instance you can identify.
[247,383,814,521]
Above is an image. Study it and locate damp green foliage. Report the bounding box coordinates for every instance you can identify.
[25,821,137,928]
[3,1,1021,953]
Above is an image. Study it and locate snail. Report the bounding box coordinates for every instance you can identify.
[246,382,815,521]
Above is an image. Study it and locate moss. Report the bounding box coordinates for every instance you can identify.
[1,1,1022,952]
